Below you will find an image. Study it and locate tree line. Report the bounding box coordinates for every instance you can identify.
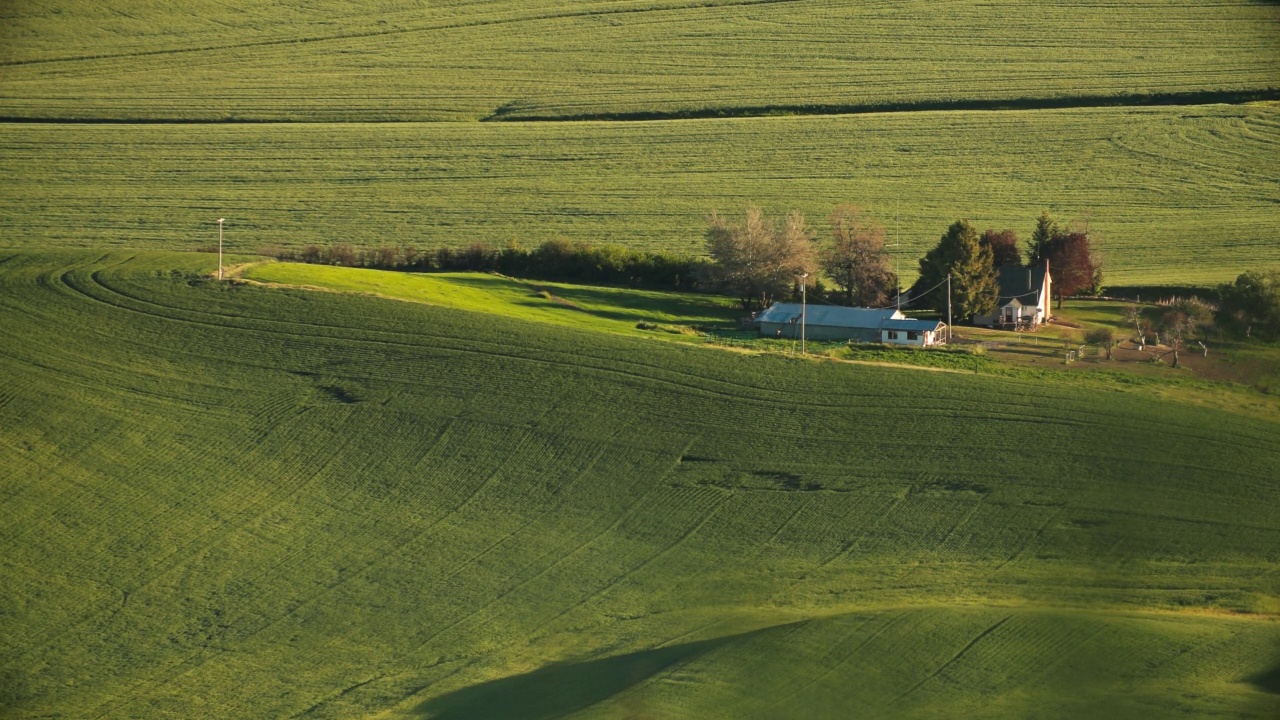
[703,206,1101,320]
[268,240,705,290]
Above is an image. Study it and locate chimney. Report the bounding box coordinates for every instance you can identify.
[1027,268,1032,291]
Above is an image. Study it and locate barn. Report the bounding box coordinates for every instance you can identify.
[756,303,945,345]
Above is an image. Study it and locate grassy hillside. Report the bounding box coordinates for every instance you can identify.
[1,0,1276,121]
[2,251,1277,718]
[242,262,736,339]
[4,102,1278,284]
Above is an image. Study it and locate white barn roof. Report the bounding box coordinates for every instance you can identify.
[756,303,905,328]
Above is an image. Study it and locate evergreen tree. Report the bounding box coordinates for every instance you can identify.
[915,219,999,319]
[1028,210,1056,265]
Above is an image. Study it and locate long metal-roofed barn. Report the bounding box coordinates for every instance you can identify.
[755,303,947,346]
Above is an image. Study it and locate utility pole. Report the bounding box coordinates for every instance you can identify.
[947,273,953,344]
[893,206,901,311]
[800,272,809,355]
[217,218,225,281]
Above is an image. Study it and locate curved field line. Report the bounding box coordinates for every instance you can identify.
[62,268,954,414]
[756,611,909,715]
[883,614,1013,709]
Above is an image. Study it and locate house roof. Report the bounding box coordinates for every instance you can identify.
[756,303,904,328]
[882,318,946,332]
[996,264,1048,304]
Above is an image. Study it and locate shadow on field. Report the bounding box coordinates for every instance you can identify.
[415,628,771,719]
[1247,662,1280,695]
[440,273,735,325]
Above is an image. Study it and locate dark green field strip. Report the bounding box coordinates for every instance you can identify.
[3,104,1277,285]
[1,1,1276,122]
[2,251,1278,717]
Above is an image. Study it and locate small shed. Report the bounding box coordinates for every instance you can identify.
[881,318,947,347]
[757,303,907,342]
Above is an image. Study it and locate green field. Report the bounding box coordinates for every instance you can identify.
[4,0,1280,716]
[2,0,1276,121]
[2,251,1278,718]
[3,102,1278,284]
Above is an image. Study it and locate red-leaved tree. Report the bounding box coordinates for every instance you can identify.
[981,229,1021,268]
[1042,230,1097,308]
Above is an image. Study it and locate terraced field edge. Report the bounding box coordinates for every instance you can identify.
[483,88,1280,122]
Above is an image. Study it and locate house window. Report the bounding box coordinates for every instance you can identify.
[907,331,918,340]
[886,331,899,340]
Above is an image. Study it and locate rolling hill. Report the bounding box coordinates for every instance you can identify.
[1,251,1277,718]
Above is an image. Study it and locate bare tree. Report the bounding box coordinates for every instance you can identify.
[706,206,815,310]
[1123,303,1149,348]
[820,205,896,306]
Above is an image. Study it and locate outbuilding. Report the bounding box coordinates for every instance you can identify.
[881,318,947,347]
[756,303,946,345]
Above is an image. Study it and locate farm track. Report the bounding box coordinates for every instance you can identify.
[3,256,1279,715]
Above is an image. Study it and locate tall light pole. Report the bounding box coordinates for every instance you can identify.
[800,272,809,355]
[217,218,225,280]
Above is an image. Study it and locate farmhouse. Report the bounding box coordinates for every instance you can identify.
[973,262,1052,330]
[756,303,947,346]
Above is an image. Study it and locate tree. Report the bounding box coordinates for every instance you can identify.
[915,219,999,320]
[1028,210,1057,265]
[981,229,1021,268]
[1123,304,1148,346]
[819,205,897,306]
[1041,229,1098,309]
[1216,270,1280,340]
[705,206,815,310]
[1084,327,1115,360]
[1157,298,1213,368]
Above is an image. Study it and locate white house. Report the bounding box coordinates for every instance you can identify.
[973,262,1052,329]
